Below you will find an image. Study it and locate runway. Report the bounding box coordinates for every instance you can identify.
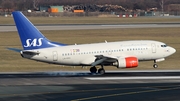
[1,24,180,32]
[0,70,180,101]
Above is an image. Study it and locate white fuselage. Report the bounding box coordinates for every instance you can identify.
[22,40,176,66]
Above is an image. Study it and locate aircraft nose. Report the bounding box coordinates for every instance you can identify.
[169,47,176,54]
[172,47,176,54]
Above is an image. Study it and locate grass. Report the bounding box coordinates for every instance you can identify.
[0,27,180,72]
[1,16,180,24]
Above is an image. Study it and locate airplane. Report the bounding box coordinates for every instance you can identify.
[9,11,176,74]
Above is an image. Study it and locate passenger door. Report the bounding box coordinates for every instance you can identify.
[151,43,156,53]
[52,51,58,61]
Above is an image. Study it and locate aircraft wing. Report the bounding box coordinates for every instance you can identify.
[91,55,118,66]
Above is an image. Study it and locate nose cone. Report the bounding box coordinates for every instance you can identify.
[169,47,176,55]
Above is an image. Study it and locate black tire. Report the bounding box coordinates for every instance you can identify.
[153,64,158,68]
[98,68,105,75]
[90,66,97,74]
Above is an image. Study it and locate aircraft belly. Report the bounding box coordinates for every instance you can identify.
[59,55,83,65]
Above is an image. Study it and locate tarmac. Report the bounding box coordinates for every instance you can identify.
[0,70,180,101]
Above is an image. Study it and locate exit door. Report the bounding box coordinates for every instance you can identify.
[151,43,156,53]
[53,51,58,61]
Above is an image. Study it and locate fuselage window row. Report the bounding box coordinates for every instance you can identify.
[127,47,148,51]
[62,49,122,56]
[62,47,148,56]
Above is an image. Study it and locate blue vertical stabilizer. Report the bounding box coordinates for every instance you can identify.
[12,11,66,50]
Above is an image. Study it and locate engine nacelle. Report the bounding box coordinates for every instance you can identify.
[113,57,138,68]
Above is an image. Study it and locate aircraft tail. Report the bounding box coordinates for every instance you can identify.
[12,11,66,50]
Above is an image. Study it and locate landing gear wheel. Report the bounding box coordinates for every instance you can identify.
[90,66,97,74]
[98,68,105,75]
[153,64,158,68]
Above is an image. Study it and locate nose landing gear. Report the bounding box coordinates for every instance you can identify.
[153,60,158,68]
[153,64,158,68]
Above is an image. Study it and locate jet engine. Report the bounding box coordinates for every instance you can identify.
[113,57,138,68]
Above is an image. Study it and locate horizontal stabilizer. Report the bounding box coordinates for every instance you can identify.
[21,50,40,55]
[7,48,22,52]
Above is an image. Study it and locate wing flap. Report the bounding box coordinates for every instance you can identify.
[91,58,107,66]
[95,55,119,60]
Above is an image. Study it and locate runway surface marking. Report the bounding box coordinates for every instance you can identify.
[72,85,180,101]
[85,76,180,80]
[0,84,179,98]
[0,86,146,97]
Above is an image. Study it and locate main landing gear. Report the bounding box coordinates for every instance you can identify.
[153,60,158,68]
[90,65,105,75]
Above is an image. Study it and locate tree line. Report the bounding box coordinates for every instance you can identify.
[0,0,180,11]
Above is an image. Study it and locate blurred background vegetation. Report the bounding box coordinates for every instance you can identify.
[0,0,180,17]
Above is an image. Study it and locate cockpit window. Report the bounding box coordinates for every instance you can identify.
[161,45,167,47]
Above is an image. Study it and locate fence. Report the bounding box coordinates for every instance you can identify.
[1,11,180,17]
